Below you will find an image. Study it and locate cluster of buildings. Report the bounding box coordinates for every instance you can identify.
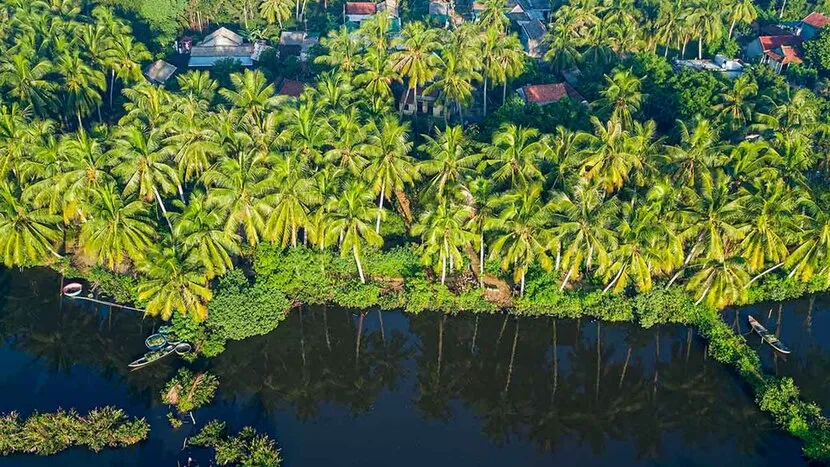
[745,11,830,74]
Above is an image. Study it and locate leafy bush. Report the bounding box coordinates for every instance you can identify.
[0,407,148,456]
[207,270,290,341]
[161,368,219,414]
[190,420,282,466]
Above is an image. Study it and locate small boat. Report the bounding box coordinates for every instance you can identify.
[62,283,83,297]
[748,315,791,354]
[128,342,192,369]
[144,333,168,350]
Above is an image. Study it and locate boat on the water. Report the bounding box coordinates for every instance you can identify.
[61,283,83,297]
[748,315,791,354]
[128,342,192,369]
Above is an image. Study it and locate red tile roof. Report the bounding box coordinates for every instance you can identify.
[758,35,802,52]
[803,11,830,28]
[278,79,305,98]
[346,2,377,15]
[765,45,803,65]
[520,83,584,105]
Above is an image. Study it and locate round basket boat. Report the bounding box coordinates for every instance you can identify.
[145,333,169,350]
[174,342,193,355]
[62,283,83,297]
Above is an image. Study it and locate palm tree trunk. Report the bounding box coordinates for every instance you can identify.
[502,81,507,105]
[479,232,485,287]
[559,268,572,291]
[618,346,631,388]
[153,186,175,234]
[698,34,703,60]
[681,37,688,59]
[744,262,784,289]
[483,77,488,116]
[729,17,737,38]
[520,269,526,297]
[77,111,83,129]
[355,312,365,367]
[504,320,519,394]
[441,253,447,285]
[110,70,115,110]
[471,315,479,353]
[375,180,385,234]
[354,245,366,283]
[603,265,626,294]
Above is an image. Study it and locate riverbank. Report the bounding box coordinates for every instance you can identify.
[57,244,830,462]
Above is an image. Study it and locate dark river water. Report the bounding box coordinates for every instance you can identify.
[0,268,823,466]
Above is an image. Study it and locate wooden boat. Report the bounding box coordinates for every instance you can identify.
[128,342,192,369]
[62,283,83,297]
[144,333,168,350]
[748,315,791,354]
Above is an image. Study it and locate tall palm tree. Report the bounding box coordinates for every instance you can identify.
[219,69,279,127]
[137,245,212,321]
[424,49,481,124]
[477,0,508,32]
[391,22,441,116]
[177,70,219,106]
[785,192,830,287]
[487,183,554,296]
[56,53,106,126]
[686,255,749,307]
[324,107,369,176]
[166,101,221,183]
[664,117,722,188]
[594,71,643,130]
[578,116,638,193]
[202,148,274,246]
[0,54,56,117]
[689,0,723,59]
[324,182,384,283]
[79,183,156,270]
[466,177,497,282]
[315,26,363,74]
[363,116,416,233]
[260,0,294,27]
[544,23,582,75]
[412,199,474,285]
[727,0,756,38]
[713,74,757,131]
[171,190,240,279]
[355,48,397,113]
[0,181,62,266]
[418,125,480,200]
[265,155,320,247]
[738,180,795,275]
[491,34,526,105]
[108,126,180,232]
[108,34,151,110]
[483,124,544,188]
[551,181,619,289]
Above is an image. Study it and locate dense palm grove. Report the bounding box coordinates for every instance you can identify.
[1,0,830,323]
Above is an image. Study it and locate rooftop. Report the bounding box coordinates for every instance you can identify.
[519,82,585,105]
[143,60,177,84]
[278,79,306,98]
[345,2,377,15]
[520,19,546,40]
[765,45,803,65]
[802,11,830,28]
[280,31,307,46]
[757,34,802,52]
[198,27,244,47]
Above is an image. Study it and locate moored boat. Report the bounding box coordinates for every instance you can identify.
[129,342,192,369]
[748,315,791,354]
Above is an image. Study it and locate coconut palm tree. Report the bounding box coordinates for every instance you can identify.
[0,54,57,117]
[424,49,482,124]
[688,0,723,59]
[137,244,212,321]
[412,199,475,285]
[594,71,643,130]
[56,53,106,126]
[260,0,294,27]
[108,34,151,110]
[544,23,582,75]
[362,115,417,233]
[785,192,830,287]
[0,181,62,266]
[418,125,480,200]
[219,69,279,128]
[324,107,369,176]
[578,116,638,192]
[166,102,221,183]
[202,148,274,246]
[686,255,749,307]
[177,70,219,107]
[483,124,544,188]
[108,126,181,232]
[727,0,756,38]
[315,26,364,74]
[391,22,441,116]
[46,130,114,222]
[738,180,796,275]
[477,0,508,32]
[324,181,384,283]
[79,183,156,270]
[487,183,554,296]
[171,190,240,279]
[355,47,397,113]
[664,116,723,188]
[466,177,498,282]
[265,155,320,247]
[713,74,757,131]
[491,34,526,105]
[551,181,619,289]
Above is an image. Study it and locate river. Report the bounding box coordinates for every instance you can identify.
[0,268,820,466]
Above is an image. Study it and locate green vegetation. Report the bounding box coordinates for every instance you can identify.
[161,368,219,415]
[0,407,149,456]
[189,420,282,466]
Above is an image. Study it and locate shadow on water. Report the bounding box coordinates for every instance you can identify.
[725,295,830,417]
[0,268,810,466]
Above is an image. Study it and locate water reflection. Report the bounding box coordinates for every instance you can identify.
[0,268,811,466]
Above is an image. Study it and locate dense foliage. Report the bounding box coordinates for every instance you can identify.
[161,368,219,414]
[190,420,282,466]
[0,407,149,456]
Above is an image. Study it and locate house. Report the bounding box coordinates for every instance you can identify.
[507,0,547,22]
[278,79,306,98]
[279,31,319,62]
[746,35,803,73]
[377,0,399,17]
[188,27,255,67]
[400,88,447,119]
[345,2,377,24]
[429,0,450,18]
[674,55,745,78]
[797,11,830,40]
[471,1,485,20]
[518,19,546,58]
[516,82,586,106]
[143,60,177,85]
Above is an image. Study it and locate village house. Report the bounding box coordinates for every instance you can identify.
[792,11,830,40]
[517,19,546,58]
[516,82,586,106]
[746,35,803,74]
[188,27,255,68]
[674,55,745,78]
[279,31,319,62]
[400,87,446,119]
[143,60,177,85]
[344,2,377,24]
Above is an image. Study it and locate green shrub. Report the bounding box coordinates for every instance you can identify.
[190,420,282,466]
[207,270,291,341]
[161,368,219,414]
